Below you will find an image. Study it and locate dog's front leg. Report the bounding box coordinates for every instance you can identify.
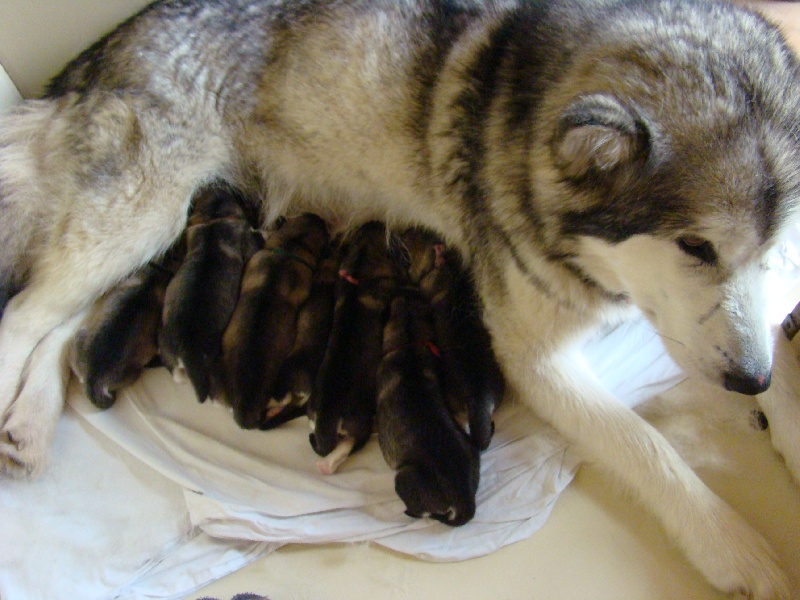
[0,312,82,478]
[486,309,789,599]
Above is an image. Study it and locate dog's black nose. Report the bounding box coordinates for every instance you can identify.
[724,370,771,395]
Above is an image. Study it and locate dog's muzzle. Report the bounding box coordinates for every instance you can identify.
[724,369,771,396]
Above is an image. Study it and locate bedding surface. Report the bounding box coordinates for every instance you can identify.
[1,313,682,600]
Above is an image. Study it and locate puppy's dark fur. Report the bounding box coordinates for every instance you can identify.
[70,262,172,409]
[221,214,329,429]
[265,239,341,430]
[377,290,479,526]
[399,228,504,450]
[309,222,398,474]
[160,185,262,402]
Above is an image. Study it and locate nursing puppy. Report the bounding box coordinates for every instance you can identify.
[220,214,329,429]
[377,290,479,526]
[309,222,398,475]
[399,228,503,451]
[159,184,262,402]
[1,1,799,595]
[265,239,341,430]
[69,261,172,409]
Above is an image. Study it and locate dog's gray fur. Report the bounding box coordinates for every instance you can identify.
[1,0,799,596]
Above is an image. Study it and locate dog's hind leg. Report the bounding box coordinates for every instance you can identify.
[0,94,230,477]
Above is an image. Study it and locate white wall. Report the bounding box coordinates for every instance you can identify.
[0,0,151,98]
[0,62,22,112]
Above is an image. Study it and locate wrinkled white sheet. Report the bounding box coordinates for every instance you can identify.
[3,224,799,600]
[0,314,683,600]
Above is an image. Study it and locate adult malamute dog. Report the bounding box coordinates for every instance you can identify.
[0,0,799,596]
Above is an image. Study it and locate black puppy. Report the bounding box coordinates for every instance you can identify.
[265,239,341,429]
[220,214,329,429]
[309,222,398,474]
[398,228,504,451]
[70,261,173,409]
[376,290,480,526]
[159,184,262,402]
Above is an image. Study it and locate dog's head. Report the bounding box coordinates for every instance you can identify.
[532,1,800,394]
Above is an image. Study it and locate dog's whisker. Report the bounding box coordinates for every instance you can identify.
[643,326,686,348]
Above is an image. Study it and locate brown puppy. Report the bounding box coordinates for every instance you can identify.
[309,222,398,474]
[376,290,479,526]
[264,239,341,429]
[70,261,172,409]
[399,228,504,451]
[221,214,329,429]
[160,185,262,402]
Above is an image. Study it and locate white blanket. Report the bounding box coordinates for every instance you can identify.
[0,315,684,600]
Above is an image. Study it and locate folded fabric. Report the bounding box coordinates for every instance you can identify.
[0,310,686,600]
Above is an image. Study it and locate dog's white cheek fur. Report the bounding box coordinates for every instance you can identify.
[575,235,772,388]
[757,331,800,486]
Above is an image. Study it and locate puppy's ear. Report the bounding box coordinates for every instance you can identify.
[553,94,647,179]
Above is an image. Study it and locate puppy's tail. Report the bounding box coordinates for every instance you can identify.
[0,100,61,317]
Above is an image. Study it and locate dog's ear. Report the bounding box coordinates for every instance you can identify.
[553,94,647,179]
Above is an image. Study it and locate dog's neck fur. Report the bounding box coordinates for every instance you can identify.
[425,2,629,330]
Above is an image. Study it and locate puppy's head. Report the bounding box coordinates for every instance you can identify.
[534,1,800,394]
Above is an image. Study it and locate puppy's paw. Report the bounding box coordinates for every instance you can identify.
[315,457,336,476]
[686,498,789,600]
[315,436,356,475]
[171,360,189,384]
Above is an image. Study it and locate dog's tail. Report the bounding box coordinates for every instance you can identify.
[0,100,60,317]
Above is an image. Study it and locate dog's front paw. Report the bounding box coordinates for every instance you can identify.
[0,420,53,479]
[686,498,789,600]
[0,384,62,479]
[0,317,73,479]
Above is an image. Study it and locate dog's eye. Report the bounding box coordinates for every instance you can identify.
[677,235,717,265]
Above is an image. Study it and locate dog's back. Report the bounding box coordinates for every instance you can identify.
[398,228,504,449]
